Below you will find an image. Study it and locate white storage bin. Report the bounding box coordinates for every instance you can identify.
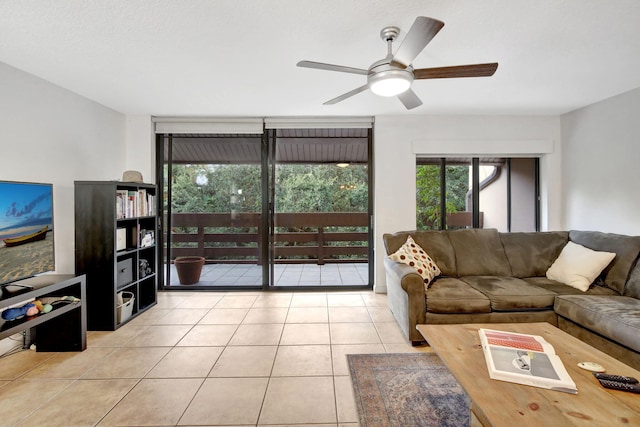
[117,291,135,324]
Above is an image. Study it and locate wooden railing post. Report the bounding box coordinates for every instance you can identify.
[197,224,205,257]
[317,226,325,265]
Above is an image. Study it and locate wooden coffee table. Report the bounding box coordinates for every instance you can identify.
[417,322,640,426]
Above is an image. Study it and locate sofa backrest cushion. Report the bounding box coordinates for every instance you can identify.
[500,231,569,278]
[412,231,457,276]
[383,230,457,276]
[624,262,640,299]
[569,230,640,294]
[383,231,412,255]
[448,228,512,276]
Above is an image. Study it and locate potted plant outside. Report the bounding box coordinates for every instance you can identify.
[174,256,205,285]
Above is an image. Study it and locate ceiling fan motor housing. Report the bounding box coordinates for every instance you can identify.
[367,59,414,97]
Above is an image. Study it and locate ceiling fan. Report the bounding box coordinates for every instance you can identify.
[297,16,498,110]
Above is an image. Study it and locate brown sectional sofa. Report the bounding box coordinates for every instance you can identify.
[383,228,640,370]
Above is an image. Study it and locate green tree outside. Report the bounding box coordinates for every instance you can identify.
[416,164,469,230]
[166,163,368,214]
[165,163,369,260]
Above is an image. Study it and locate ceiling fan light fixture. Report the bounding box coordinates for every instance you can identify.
[368,68,413,97]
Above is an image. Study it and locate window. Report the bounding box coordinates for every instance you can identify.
[416,157,539,231]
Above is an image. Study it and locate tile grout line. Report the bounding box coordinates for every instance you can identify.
[253,296,291,426]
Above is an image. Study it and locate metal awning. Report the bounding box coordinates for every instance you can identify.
[165,128,369,164]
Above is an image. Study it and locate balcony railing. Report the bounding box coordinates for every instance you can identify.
[168,212,368,265]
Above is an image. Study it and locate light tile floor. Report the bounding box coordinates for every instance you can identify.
[0,290,432,426]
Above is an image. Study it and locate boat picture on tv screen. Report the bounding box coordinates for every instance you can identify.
[0,181,54,285]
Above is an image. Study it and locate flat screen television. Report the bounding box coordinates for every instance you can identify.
[0,181,54,293]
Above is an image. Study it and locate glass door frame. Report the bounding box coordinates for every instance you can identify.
[265,128,373,291]
[156,133,265,291]
[156,128,374,291]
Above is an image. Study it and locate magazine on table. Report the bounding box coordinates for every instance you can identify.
[478,328,577,394]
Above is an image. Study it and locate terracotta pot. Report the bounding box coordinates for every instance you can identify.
[174,256,205,285]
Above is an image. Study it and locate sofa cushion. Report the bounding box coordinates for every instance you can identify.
[500,231,568,278]
[546,241,616,292]
[383,230,457,276]
[448,229,511,276]
[388,236,441,289]
[569,230,640,294]
[411,232,457,277]
[462,276,557,311]
[522,277,619,296]
[624,262,640,299]
[426,277,491,314]
[554,295,640,353]
[383,231,413,255]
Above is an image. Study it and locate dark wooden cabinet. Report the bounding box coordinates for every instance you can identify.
[74,181,158,330]
[0,274,86,351]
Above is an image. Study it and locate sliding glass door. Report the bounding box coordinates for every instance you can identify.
[267,128,371,288]
[157,124,373,290]
[160,134,265,288]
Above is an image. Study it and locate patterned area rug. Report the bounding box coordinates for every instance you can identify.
[348,353,470,427]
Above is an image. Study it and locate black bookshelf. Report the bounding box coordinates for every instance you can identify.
[74,181,158,330]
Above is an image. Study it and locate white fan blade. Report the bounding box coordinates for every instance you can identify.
[393,17,444,67]
[297,60,369,75]
[324,85,370,105]
[397,89,423,110]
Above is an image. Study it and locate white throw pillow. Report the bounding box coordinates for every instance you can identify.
[546,241,616,292]
[389,236,441,290]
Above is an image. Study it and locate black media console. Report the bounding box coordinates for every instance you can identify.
[0,274,86,352]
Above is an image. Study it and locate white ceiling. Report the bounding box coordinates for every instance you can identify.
[1,0,639,117]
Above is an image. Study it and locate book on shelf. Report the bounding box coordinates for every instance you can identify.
[116,190,128,219]
[478,328,577,394]
[115,188,156,219]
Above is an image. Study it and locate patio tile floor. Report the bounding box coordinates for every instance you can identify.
[167,263,369,287]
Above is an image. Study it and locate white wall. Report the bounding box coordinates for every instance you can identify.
[125,115,155,182]
[373,115,562,292]
[561,88,640,234]
[0,62,126,276]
